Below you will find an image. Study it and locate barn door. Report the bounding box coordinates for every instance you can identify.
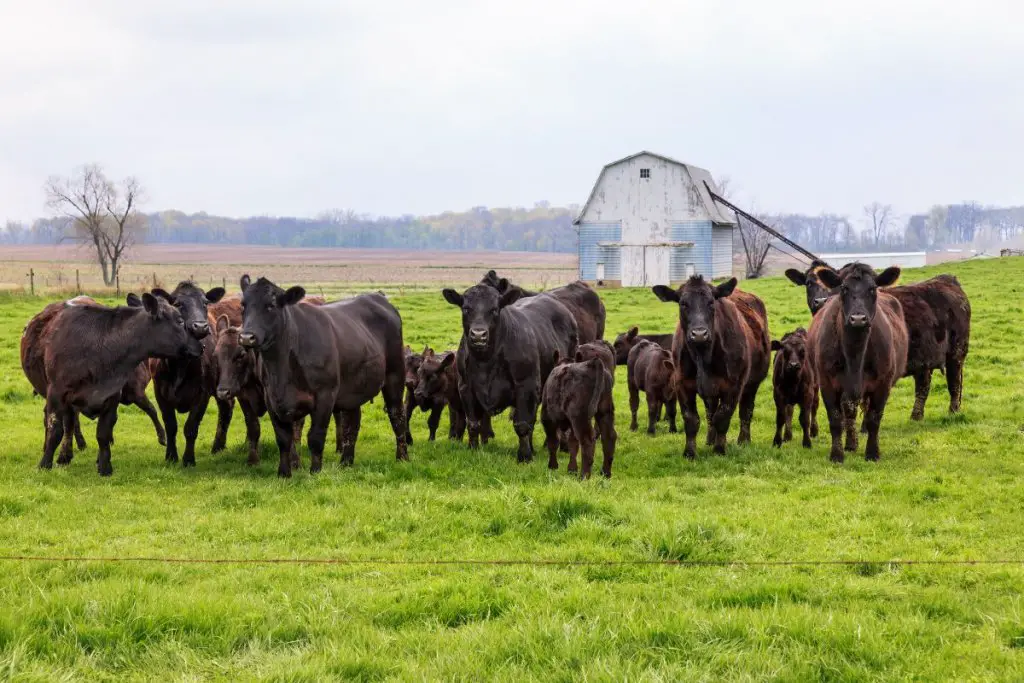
[644,246,671,286]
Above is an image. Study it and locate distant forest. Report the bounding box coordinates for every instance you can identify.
[5,201,1024,253]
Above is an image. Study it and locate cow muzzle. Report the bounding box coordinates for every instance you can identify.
[847,314,869,328]
[468,328,489,347]
[216,387,232,401]
[812,297,828,310]
[688,327,710,344]
[191,320,211,338]
[238,332,258,348]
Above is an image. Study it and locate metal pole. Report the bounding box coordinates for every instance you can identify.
[703,181,820,263]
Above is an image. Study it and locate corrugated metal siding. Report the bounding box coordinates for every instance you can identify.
[712,226,734,279]
[578,222,622,280]
[669,221,712,280]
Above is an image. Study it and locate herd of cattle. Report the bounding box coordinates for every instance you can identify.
[20,261,971,478]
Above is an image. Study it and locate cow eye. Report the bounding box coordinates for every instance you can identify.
[265,304,274,312]
[177,317,185,327]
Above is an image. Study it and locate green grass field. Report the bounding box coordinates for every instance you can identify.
[1,258,1023,681]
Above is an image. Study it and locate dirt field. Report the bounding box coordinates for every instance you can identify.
[0,244,577,296]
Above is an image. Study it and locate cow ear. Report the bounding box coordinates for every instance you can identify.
[627,326,638,340]
[404,345,412,354]
[205,287,226,304]
[424,347,434,358]
[125,293,142,307]
[652,285,678,303]
[240,274,251,292]
[575,349,585,362]
[875,267,901,287]
[483,270,499,285]
[141,292,161,317]
[442,289,463,307]
[497,278,511,293]
[439,352,456,370]
[277,286,305,307]
[818,268,842,289]
[771,340,782,351]
[713,278,738,299]
[662,359,674,372]
[151,287,174,304]
[499,287,523,308]
[216,314,231,335]
[784,269,807,286]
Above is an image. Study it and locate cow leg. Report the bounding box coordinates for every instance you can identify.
[269,412,295,478]
[211,397,234,453]
[448,404,466,442]
[73,411,87,451]
[94,399,119,477]
[596,409,617,478]
[291,417,304,469]
[947,353,965,413]
[646,394,661,435]
[911,370,932,421]
[665,397,678,433]
[134,395,166,447]
[158,396,179,464]
[863,390,891,462]
[56,409,76,465]
[40,396,66,470]
[737,382,760,445]
[703,396,718,446]
[843,397,860,453]
[239,398,261,466]
[859,396,870,434]
[810,387,820,438]
[512,385,539,464]
[566,428,580,475]
[481,413,495,443]
[572,415,596,480]
[783,405,794,442]
[628,381,640,431]
[821,388,845,463]
[682,391,700,460]
[339,408,361,466]
[306,405,334,474]
[181,396,210,468]
[427,404,443,441]
[382,372,409,463]
[404,388,415,445]
[799,400,813,448]
[711,398,736,455]
[541,409,559,470]
[772,397,787,448]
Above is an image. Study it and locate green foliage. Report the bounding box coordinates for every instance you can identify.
[1,258,1024,679]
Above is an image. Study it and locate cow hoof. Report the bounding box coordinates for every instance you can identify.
[772,438,782,448]
[211,443,225,454]
[830,453,845,464]
[182,459,196,469]
[165,454,178,464]
[277,469,292,479]
[97,464,113,476]
[802,439,812,449]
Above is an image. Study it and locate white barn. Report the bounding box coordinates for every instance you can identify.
[573,151,736,287]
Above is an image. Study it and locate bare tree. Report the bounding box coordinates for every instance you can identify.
[44,164,145,286]
[863,202,893,247]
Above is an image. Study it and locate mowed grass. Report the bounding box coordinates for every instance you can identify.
[1,258,1024,680]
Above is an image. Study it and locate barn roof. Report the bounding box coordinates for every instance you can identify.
[573,150,737,226]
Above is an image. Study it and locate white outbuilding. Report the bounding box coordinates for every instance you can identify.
[573,151,736,287]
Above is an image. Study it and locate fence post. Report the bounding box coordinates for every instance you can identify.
[222,276,226,290]
[116,273,121,297]
[76,269,81,294]
[29,268,34,296]
[153,272,158,289]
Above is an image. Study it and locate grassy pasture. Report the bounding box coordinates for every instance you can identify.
[1,257,1023,680]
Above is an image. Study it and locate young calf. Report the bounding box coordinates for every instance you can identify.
[612,327,674,366]
[770,328,819,448]
[40,294,202,475]
[541,352,616,479]
[412,349,463,440]
[403,346,424,444]
[626,340,677,434]
[809,263,908,462]
[653,276,770,459]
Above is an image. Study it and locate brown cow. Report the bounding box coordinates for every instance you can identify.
[653,276,770,459]
[809,263,908,462]
[21,295,166,460]
[626,340,677,435]
[770,327,819,448]
[786,261,970,421]
[412,348,464,441]
[612,327,674,366]
[541,352,616,479]
[39,294,203,475]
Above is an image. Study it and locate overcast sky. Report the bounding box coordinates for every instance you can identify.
[1,0,1021,226]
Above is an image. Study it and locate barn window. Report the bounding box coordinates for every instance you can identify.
[640,168,650,179]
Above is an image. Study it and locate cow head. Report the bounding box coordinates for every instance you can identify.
[414,349,455,406]
[612,326,640,365]
[771,327,809,377]
[238,274,305,350]
[152,281,226,340]
[442,283,522,352]
[213,314,255,401]
[784,260,858,316]
[405,345,425,394]
[140,292,204,359]
[653,275,737,349]
[818,263,900,331]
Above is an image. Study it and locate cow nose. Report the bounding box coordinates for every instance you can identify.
[238,332,257,347]
[216,388,231,401]
[689,327,709,342]
[848,313,868,327]
[788,361,801,370]
[813,297,828,308]
[191,321,210,337]
[469,328,488,343]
